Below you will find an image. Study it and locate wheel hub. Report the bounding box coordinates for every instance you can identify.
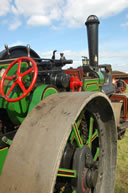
[86,167,98,188]
[12,74,18,81]
[72,145,98,193]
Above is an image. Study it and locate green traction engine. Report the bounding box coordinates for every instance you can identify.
[0,15,126,193]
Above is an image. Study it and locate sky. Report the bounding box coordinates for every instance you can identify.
[0,0,128,72]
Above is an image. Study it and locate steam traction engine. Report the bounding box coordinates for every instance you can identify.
[0,15,126,193]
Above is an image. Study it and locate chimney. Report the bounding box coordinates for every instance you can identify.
[85,15,100,70]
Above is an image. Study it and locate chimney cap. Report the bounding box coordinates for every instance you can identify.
[85,15,100,25]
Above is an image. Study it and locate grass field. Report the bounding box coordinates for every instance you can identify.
[115,130,128,193]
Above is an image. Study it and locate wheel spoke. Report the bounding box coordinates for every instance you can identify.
[93,148,99,161]
[86,129,98,146]
[72,122,83,148]
[76,110,85,128]
[21,67,34,77]
[91,129,98,141]
[87,117,94,150]
[70,111,85,145]
[57,168,77,178]
[17,59,21,75]
[4,76,13,80]
[6,82,17,97]
[70,131,75,144]
[17,80,26,93]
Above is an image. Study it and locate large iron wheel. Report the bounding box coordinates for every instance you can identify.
[0,92,117,193]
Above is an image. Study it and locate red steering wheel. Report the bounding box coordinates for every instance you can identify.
[0,57,38,102]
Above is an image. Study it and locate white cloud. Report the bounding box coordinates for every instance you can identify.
[121,22,128,27]
[99,50,128,72]
[39,49,88,60]
[1,0,128,28]
[100,51,128,58]
[0,40,25,51]
[8,40,25,47]
[27,15,51,26]
[63,0,128,27]
[13,0,62,16]
[37,49,128,71]
[9,18,22,30]
[0,0,11,16]
[11,0,63,26]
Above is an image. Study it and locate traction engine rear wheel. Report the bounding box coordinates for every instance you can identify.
[0,93,117,193]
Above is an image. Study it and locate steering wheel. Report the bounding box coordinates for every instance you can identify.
[0,57,38,102]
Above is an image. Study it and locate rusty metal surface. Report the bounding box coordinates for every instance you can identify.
[112,71,128,79]
[110,94,128,121]
[111,102,122,125]
[0,92,114,193]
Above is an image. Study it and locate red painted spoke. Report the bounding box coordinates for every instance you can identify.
[21,67,34,77]
[17,80,26,93]
[6,82,17,97]
[17,59,21,75]
[4,76,13,80]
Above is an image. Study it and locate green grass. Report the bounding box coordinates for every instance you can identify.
[115,130,128,193]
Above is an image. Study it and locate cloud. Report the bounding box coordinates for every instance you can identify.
[63,0,128,27]
[121,22,128,27]
[37,49,128,71]
[39,49,88,60]
[27,15,51,26]
[9,18,22,30]
[99,50,128,72]
[100,51,128,58]
[11,0,63,26]
[0,40,25,51]
[8,40,25,47]
[1,0,128,29]
[0,0,11,16]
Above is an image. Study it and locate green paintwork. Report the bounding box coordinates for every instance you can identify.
[42,86,57,99]
[83,71,104,92]
[0,62,31,124]
[72,123,83,148]
[85,116,99,161]
[28,84,57,113]
[57,110,100,192]
[7,95,29,124]
[8,84,57,123]
[83,79,100,92]
[57,168,77,178]
[76,110,85,128]
[88,116,94,150]
[0,64,11,109]
[2,136,12,146]
[97,71,104,84]
[0,147,8,175]
[93,147,99,161]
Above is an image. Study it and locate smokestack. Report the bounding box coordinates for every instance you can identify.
[85,15,100,70]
